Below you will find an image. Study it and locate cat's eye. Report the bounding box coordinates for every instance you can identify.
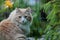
[24,16,27,18]
[19,16,21,18]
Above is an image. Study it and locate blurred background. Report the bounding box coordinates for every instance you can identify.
[0,0,60,40]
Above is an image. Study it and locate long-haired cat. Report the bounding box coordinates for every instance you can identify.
[0,7,33,40]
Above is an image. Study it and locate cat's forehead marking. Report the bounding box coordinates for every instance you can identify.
[19,9,27,13]
[16,8,31,16]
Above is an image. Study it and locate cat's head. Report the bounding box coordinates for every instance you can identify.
[8,7,33,35]
[8,7,33,25]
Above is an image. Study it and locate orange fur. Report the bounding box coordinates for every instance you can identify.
[0,19,24,40]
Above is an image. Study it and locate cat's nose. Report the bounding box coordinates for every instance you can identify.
[22,20,24,23]
[21,19,25,23]
[21,17,26,22]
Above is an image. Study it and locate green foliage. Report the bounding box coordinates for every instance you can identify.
[13,0,27,8]
[0,0,4,6]
[44,2,53,15]
[43,0,60,40]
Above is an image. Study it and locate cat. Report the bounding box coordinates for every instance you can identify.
[0,7,33,40]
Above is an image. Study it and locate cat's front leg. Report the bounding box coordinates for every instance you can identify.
[14,34,26,40]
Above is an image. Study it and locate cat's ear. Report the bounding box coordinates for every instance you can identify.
[15,8,21,13]
[26,7,32,13]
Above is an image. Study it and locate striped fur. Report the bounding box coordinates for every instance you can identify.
[0,19,25,40]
